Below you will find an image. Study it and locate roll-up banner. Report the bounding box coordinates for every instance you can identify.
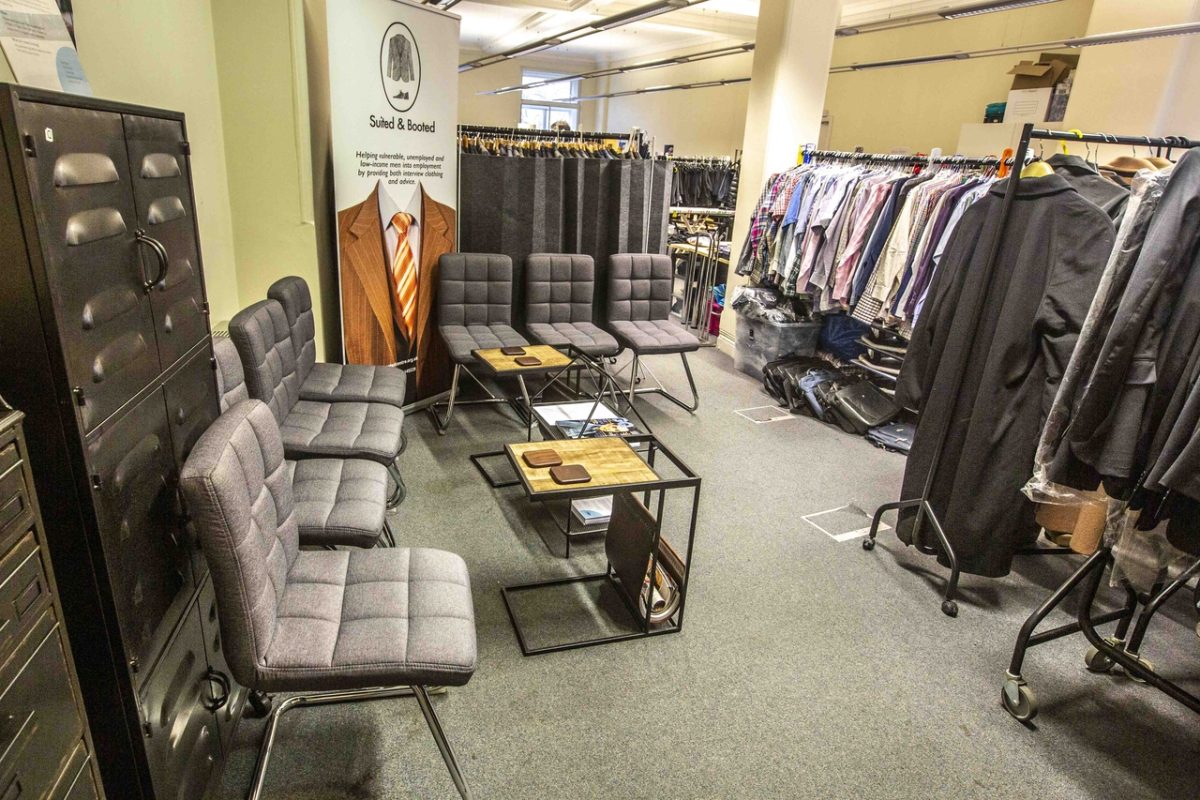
[327,0,459,401]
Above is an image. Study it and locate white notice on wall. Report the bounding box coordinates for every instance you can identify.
[0,0,90,94]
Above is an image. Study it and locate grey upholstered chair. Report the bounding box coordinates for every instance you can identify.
[268,276,407,409]
[180,399,476,800]
[430,253,529,433]
[213,337,393,548]
[229,299,407,502]
[606,253,701,412]
[524,253,619,357]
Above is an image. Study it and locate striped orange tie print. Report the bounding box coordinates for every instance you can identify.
[391,212,418,347]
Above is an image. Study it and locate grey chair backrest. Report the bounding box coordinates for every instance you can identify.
[267,276,316,385]
[438,253,514,327]
[525,254,595,325]
[179,399,299,687]
[229,299,301,424]
[212,336,249,412]
[607,254,673,323]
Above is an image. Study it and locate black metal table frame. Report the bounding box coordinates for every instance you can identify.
[495,434,702,656]
[430,343,619,435]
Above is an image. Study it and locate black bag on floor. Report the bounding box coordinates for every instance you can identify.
[762,356,826,408]
[825,378,897,435]
[790,366,844,419]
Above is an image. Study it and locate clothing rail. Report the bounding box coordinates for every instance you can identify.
[670,206,736,217]
[802,147,1000,169]
[988,130,1200,724]
[457,124,630,142]
[860,124,1157,618]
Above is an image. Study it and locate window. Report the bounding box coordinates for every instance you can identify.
[519,70,580,131]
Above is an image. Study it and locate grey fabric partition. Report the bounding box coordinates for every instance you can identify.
[459,155,672,328]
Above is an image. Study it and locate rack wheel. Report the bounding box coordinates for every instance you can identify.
[247,690,273,717]
[941,599,958,618]
[862,538,876,551]
[1002,679,1037,722]
[1084,646,1116,674]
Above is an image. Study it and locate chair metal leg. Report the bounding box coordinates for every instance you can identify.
[381,517,397,548]
[413,685,473,800]
[247,685,466,800]
[428,364,462,435]
[387,462,407,509]
[627,352,700,413]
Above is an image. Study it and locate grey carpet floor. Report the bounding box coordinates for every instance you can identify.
[218,348,1200,799]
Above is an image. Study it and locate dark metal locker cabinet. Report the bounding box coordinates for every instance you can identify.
[122,114,210,369]
[162,346,220,586]
[85,389,192,683]
[14,100,162,434]
[137,603,222,800]
[197,575,247,753]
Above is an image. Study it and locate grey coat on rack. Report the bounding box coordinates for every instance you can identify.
[896,173,1115,577]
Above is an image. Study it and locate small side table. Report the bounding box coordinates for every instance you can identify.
[497,435,701,656]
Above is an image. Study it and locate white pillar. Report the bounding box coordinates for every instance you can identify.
[722,0,842,342]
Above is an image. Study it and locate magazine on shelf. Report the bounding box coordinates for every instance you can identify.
[570,496,612,526]
[555,417,639,439]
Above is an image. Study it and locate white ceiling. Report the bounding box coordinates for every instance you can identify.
[455,1,1046,66]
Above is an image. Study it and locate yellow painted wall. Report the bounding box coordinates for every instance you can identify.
[1064,0,1200,144]
[596,48,754,156]
[458,49,597,131]
[210,0,326,350]
[67,0,242,325]
[824,0,1093,153]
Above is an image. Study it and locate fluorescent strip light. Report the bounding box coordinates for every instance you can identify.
[939,0,1059,20]
[1065,21,1200,47]
[576,76,749,102]
[460,0,704,71]
[830,22,1200,73]
[478,42,755,96]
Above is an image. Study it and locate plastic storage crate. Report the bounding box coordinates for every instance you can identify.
[734,315,821,382]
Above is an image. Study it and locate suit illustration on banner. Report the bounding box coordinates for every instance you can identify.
[380,22,421,112]
[338,180,456,396]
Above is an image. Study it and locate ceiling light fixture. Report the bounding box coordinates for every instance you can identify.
[576,76,749,102]
[460,0,704,72]
[478,42,755,95]
[939,0,1059,20]
[831,22,1200,73]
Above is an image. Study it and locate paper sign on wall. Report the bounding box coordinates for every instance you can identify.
[0,0,90,94]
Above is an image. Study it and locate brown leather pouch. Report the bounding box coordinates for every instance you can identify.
[522,449,562,468]
[515,355,542,366]
[550,464,591,485]
[500,346,526,356]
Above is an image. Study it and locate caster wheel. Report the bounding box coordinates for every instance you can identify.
[862,538,876,551]
[1084,646,1116,673]
[1002,679,1037,722]
[941,600,959,618]
[247,690,273,718]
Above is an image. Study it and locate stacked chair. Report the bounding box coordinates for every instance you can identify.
[180,399,476,800]
[214,337,394,548]
[229,289,409,504]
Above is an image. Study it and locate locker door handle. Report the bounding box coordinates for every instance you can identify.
[135,229,170,292]
[202,668,230,712]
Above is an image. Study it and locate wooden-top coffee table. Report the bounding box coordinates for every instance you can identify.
[493,433,702,656]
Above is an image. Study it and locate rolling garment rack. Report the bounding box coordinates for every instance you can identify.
[860,130,1080,618]
[670,206,735,345]
[994,126,1200,722]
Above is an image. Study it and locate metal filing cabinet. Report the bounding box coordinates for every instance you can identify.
[0,85,244,800]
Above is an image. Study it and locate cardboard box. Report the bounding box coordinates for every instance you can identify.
[1003,52,1078,124]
